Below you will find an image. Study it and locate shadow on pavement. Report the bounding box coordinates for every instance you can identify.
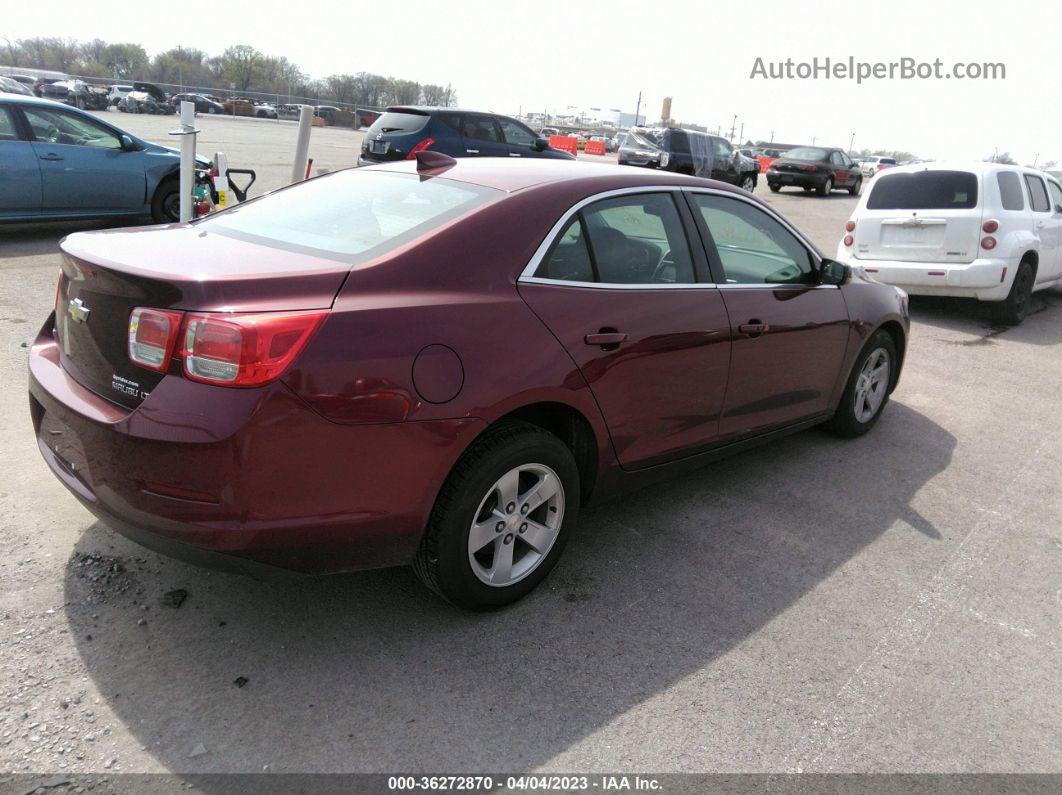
[908,288,1062,347]
[63,402,953,779]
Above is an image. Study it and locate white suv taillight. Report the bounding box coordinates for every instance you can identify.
[180,311,327,387]
[128,308,183,372]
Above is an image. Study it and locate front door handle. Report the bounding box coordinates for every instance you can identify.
[585,330,628,349]
[738,319,769,338]
[465,149,480,154]
[39,153,64,161]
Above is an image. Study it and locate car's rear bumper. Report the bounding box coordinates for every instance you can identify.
[29,321,485,575]
[837,253,1015,300]
[766,170,830,189]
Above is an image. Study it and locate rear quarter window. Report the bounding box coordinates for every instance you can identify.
[996,171,1024,211]
[866,170,978,210]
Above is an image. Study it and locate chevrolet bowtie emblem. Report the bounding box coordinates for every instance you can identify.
[69,297,90,323]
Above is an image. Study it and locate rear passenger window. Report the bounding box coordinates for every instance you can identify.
[692,194,814,285]
[437,113,464,134]
[1024,175,1050,212]
[0,107,17,140]
[997,171,1024,211]
[463,115,501,143]
[534,193,695,285]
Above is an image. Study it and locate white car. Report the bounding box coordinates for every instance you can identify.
[861,156,897,178]
[836,162,1062,324]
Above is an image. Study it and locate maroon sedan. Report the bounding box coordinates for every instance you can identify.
[29,154,908,609]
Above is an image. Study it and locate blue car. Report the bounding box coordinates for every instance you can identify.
[0,93,209,224]
[358,106,576,166]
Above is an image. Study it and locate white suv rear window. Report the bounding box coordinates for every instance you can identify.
[867,170,977,210]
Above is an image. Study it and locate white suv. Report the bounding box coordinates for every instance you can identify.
[836,162,1062,325]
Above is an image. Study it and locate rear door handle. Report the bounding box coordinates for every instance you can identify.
[584,331,628,348]
[39,153,64,161]
[738,320,769,338]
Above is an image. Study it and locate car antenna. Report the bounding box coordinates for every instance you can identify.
[416,151,458,172]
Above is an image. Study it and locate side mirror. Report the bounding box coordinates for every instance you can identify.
[818,258,848,285]
[119,134,137,151]
[532,137,548,151]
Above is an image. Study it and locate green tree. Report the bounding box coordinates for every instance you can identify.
[219,45,263,92]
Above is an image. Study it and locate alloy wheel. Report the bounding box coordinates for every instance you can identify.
[467,463,564,587]
[853,348,891,423]
[741,175,755,192]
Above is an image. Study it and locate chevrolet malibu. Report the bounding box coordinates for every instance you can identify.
[29,154,909,609]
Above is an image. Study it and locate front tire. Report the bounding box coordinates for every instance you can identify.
[825,330,897,437]
[992,261,1034,325]
[150,177,181,223]
[413,421,580,610]
[769,183,780,193]
[740,173,756,192]
[818,177,834,196]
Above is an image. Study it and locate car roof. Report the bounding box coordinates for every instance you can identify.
[875,161,1044,177]
[0,93,82,110]
[386,105,519,117]
[360,157,754,196]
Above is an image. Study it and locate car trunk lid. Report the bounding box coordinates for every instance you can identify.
[55,225,349,409]
[853,169,981,264]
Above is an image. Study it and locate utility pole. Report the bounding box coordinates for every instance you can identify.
[1033,152,1040,166]
[849,132,855,154]
[730,114,737,140]
[634,91,642,127]
[811,136,817,145]
[739,122,744,142]
[770,131,774,142]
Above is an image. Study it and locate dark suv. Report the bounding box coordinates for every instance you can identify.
[358,107,575,165]
[618,128,759,191]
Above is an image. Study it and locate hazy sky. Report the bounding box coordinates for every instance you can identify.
[5,0,1059,164]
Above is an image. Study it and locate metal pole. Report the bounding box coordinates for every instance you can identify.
[634,91,641,127]
[291,105,314,183]
[169,101,198,223]
[849,132,855,154]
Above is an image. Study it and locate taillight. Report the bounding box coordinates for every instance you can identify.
[180,310,327,386]
[798,164,817,172]
[128,308,184,372]
[843,235,854,247]
[845,220,856,232]
[981,236,997,250]
[982,219,999,233]
[405,138,436,159]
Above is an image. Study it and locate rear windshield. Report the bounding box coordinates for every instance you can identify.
[367,111,430,135]
[867,170,978,210]
[196,170,500,263]
[784,147,828,161]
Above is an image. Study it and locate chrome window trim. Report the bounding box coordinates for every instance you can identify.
[519,184,834,290]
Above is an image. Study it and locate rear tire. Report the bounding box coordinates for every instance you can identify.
[818,177,834,196]
[740,173,756,192]
[825,330,897,438]
[992,261,1035,325]
[413,421,580,610]
[769,183,780,193]
[848,177,862,196]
